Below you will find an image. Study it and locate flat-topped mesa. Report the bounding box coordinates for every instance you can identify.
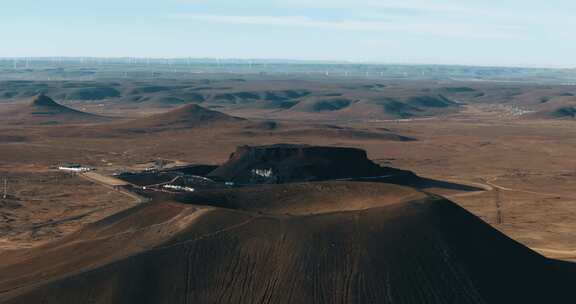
[207,144,406,184]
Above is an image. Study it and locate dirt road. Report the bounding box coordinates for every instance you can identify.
[80,172,148,203]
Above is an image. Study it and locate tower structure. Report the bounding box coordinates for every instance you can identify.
[2,178,7,199]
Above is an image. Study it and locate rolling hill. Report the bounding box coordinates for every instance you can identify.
[93,106,415,142]
[109,104,246,132]
[528,105,576,119]
[0,94,106,125]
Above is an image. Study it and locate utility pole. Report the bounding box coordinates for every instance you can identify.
[2,178,7,199]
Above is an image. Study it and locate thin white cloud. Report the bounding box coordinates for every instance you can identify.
[366,0,574,24]
[256,0,495,16]
[168,14,528,40]
[174,1,575,26]
[367,0,487,13]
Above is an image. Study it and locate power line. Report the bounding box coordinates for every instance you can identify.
[494,188,503,224]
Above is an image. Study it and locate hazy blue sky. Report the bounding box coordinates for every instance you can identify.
[1,0,574,67]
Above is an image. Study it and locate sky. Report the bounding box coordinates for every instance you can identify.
[0,0,575,67]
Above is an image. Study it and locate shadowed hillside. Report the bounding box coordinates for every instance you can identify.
[0,182,574,304]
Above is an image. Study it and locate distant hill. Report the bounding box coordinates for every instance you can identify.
[57,106,415,141]
[111,104,246,132]
[552,106,576,118]
[0,80,466,121]
[527,104,576,120]
[0,94,106,125]
[288,94,458,119]
[65,87,121,101]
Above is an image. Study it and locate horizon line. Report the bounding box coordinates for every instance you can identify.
[0,57,573,70]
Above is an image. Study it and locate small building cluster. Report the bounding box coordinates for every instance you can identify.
[162,184,195,192]
[251,168,274,178]
[58,164,93,173]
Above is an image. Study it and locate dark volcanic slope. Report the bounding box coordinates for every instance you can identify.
[113,104,246,131]
[0,182,573,304]
[0,94,105,125]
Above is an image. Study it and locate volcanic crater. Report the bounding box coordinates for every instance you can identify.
[1,145,575,304]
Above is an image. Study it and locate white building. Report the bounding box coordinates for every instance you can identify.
[252,168,274,178]
[162,184,195,192]
[58,164,93,173]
